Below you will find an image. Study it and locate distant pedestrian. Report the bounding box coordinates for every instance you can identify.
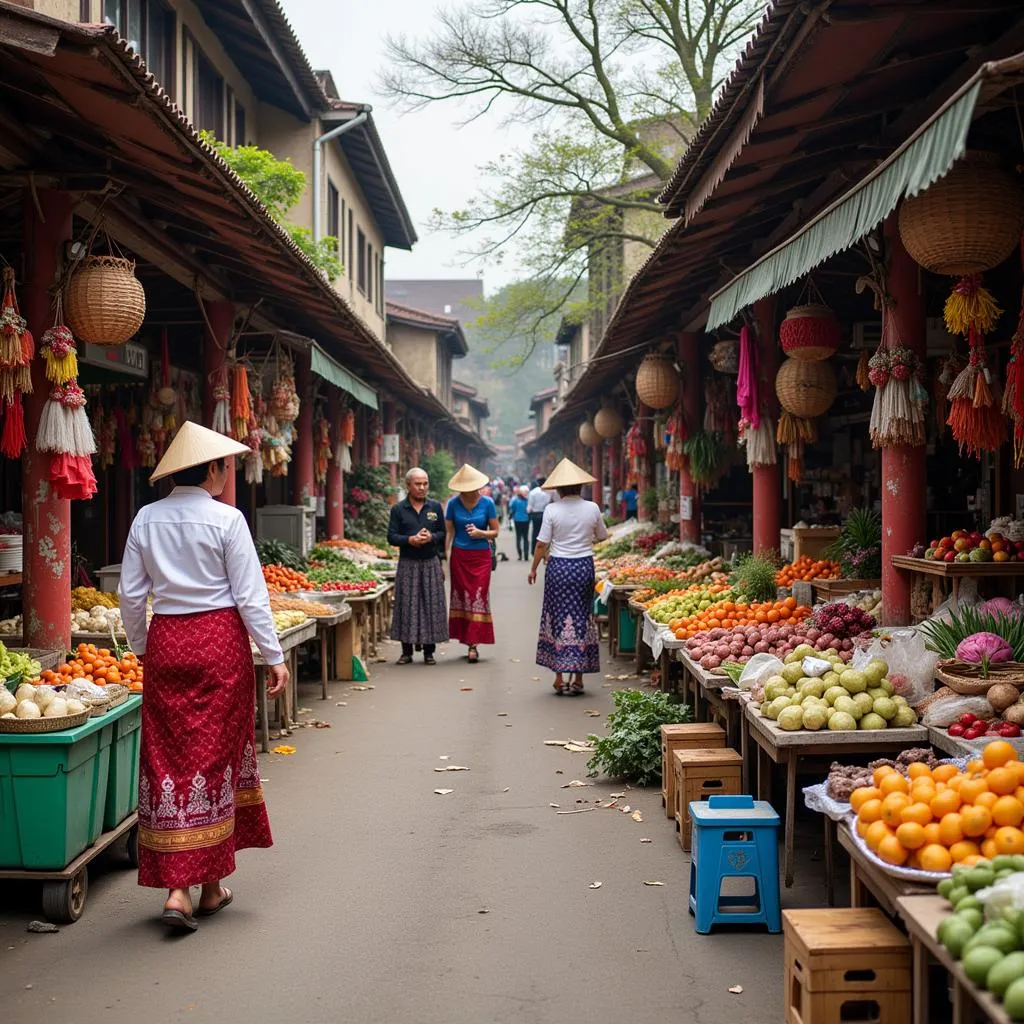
[528,459,608,695]
[387,467,448,665]
[508,484,531,560]
[446,464,500,663]
[621,481,639,520]
[527,478,552,553]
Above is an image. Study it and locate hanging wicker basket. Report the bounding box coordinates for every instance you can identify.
[594,405,624,438]
[635,352,678,409]
[65,256,146,346]
[898,151,1024,275]
[780,304,841,362]
[708,339,739,374]
[578,417,600,446]
[776,357,837,419]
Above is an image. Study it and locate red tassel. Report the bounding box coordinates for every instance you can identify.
[20,327,33,363]
[1,393,25,458]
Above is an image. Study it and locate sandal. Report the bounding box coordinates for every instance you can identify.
[569,677,585,696]
[197,887,233,917]
[161,894,198,932]
[424,655,436,665]
[397,655,413,665]
[553,675,565,695]
[467,646,479,664]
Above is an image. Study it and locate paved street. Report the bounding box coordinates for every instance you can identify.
[0,537,824,1024]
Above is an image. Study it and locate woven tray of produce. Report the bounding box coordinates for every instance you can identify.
[270,595,345,618]
[0,708,90,733]
[936,660,1024,695]
[844,811,953,883]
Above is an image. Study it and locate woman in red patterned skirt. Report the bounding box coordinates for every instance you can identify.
[119,422,289,933]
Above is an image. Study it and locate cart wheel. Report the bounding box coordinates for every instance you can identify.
[41,868,88,924]
[125,824,140,868]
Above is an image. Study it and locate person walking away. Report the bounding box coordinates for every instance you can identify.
[621,481,639,520]
[508,485,531,560]
[445,464,499,663]
[118,422,289,933]
[527,478,552,553]
[528,459,608,695]
[387,467,448,665]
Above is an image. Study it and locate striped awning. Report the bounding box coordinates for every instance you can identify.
[310,343,378,409]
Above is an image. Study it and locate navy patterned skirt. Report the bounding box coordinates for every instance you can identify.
[536,556,600,674]
[390,558,450,646]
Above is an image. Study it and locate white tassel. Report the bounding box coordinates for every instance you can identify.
[36,400,71,453]
[71,406,97,455]
[744,418,777,469]
[212,397,231,436]
[340,443,352,473]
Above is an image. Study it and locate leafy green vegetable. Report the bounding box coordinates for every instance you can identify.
[920,607,1024,661]
[586,689,691,784]
[682,430,726,486]
[731,551,780,603]
[255,539,306,571]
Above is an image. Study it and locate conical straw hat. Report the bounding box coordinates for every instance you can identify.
[150,421,252,484]
[542,458,596,489]
[447,463,489,492]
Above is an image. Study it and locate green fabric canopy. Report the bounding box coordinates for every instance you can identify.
[310,343,378,409]
[706,79,983,330]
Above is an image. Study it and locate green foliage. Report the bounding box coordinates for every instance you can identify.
[419,450,457,500]
[641,486,661,516]
[255,538,306,571]
[682,430,726,486]
[920,608,1024,662]
[587,688,692,785]
[201,131,341,281]
[345,465,396,542]
[824,508,882,579]
[731,551,780,603]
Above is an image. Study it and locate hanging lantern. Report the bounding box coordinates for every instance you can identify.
[594,405,624,438]
[65,255,146,346]
[779,304,841,361]
[898,151,1024,276]
[775,357,837,419]
[635,352,678,409]
[578,417,600,446]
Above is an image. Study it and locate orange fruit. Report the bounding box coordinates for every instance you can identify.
[907,850,922,869]
[850,787,882,813]
[895,822,927,850]
[967,759,986,774]
[950,840,982,863]
[911,780,937,801]
[982,838,1000,860]
[858,799,883,825]
[938,812,965,846]
[1015,786,1024,804]
[992,796,1024,828]
[900,802,933,826]
[906,762,932,780]
[960,778,990,806]
[866,820,893,852]
[922,823,942,846]
[995,827,1024,856]
[879,773,910,797]
[984,741,1018,771]
[878,834,909,866]
[919,844,953,872]
[961,805,993,838]
[930,789,962,818]
[873,765,898,788]
[856,817,871,839]
[961,854,985,867]
[881,793,911,828]
[988,767,1019,797]
[974,791,999,811]
[932,764,960,783]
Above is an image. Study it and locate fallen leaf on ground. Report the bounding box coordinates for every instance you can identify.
[557,807,595,814]
[621,805,631,814]
[549,803,560,808]
[564,743,593,753]
[561,780,591,788]
[434,765,470,772]
[728,986,743,995]
[631,811,644,823]
[584,710,601,717]
[587,881,602,889]
[641,880,664,886]
[544,739,570,746]
[350,685,374,691]
[610,792,625,799]
[433,788,454,795]
[439,755,450,760]
[497,712,508,717]
[298,707,312,715]
[271,745,296,755]
[510,658,521,663]
[460,687,474,692]
[334,702,347,707]
[313,721,331,729]
[503,787,510,792]
[478,909,490,914]
[640,838,652,844]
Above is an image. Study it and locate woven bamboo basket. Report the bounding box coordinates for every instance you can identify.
[0,707,91,733]
[578,418,600,446]
[594,405,624,438]
[935,660,1024,696]
[635,352,678,409]
[779,304,841,362]
[775,357,837,418]
[65,255,146,345]
[898,151,1024,275]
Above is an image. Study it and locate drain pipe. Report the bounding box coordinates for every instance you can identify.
[312,107,370,243]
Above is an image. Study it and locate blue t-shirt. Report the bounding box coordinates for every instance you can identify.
[622,488,638,512]
[508,495,530,523]
[447,495,497,550]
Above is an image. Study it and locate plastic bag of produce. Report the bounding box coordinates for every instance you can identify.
[737,653,784,692]
[976,873,1024,920]
[801,656,832,678]
[852,629,938,707]
[920,693,993,728]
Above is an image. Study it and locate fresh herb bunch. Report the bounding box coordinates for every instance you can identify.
[824,508,882,579]
[920,607,1024,661]
[731,551,780,603]
[255,539,306,572]
[682,429,726,486]
[586,689,691,785]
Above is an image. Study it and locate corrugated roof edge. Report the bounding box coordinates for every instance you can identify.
[252,0,328,111]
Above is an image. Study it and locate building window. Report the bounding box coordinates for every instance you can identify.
[327,180,340,251]
[80,0,91,21]
[340,199,346,265]
[347,210,354,282]
[234,102,246,146]
[356,228,366,294]
[192,40,224,136]
[366,242,374,304]
[375,254,383,315]
[104,0,174,88]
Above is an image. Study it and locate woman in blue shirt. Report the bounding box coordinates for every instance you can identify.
[508,486,531,561]
[445,464,500,663]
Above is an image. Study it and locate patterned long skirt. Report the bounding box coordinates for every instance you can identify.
[137,608,272,889]
[448,547,495,645]
[390,558,449,645]
[536,556,600,674]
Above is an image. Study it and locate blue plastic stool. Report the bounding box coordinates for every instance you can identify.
[688,794,781,934]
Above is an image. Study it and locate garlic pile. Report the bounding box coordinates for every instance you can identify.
[72,605,124,634]
[0,682,85,721]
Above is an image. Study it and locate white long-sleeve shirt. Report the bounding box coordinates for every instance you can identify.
[118,487,284,664]
[527,486,552,514]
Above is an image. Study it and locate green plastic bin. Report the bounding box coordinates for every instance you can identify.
[0,705,126,870]
[103,699,142,830]
[618,607,637,653]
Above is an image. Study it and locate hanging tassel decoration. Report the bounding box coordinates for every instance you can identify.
[945,275,1001,336]
[232,364,251,440]
[947,324,1005,458]
[211,365,231,435]
[1,393,26,459]
[40,323,78,384]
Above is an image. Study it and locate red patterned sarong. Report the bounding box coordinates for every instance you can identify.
[448,547,495,645]
[137,608,272,888]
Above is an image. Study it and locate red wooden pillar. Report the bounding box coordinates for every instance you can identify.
[636,402,654,520]
[882,214,926,625]
[610,434,623,516]
[678,331,701,543]
[23,190,73,650]
[326,390,344,539]
[201,299,237,507]
[383,399,397,487]
[590,440,603,508]
[752,296,780,554]
[292,352,314,504]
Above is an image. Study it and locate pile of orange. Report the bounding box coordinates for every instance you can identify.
[776,555,841,586]
[262,564,312,593]
[852,740,1024,872]
[42,643,144,692]
[670,596,811,640]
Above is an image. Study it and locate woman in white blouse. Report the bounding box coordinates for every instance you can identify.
[528,459,608,694]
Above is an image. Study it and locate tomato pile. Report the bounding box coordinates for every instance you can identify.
[42,643,144,692]
[776,555,841,586]
[949,712,1022,740]
[317,580,378,594]
[263,564,312,593]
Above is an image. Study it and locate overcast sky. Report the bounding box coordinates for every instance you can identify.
[282,0,522,294]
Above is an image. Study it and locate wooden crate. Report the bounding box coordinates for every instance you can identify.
[793,527,840,561]
[673,747,743,851]
[660,722,725,819]
[783,908,911,1024]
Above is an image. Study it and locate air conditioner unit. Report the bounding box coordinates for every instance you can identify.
[852,321,882,350]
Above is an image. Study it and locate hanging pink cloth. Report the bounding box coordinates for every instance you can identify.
[736,325,760,429]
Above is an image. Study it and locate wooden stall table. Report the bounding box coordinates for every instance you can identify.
[342,589,382,666]
[312,605,353,699]
[836,820,932,915]
[892,555,1024,607]
[811,577,881,602]
[745,703,928,889]
[897,894,1013,1024]
[253,618,317,753]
